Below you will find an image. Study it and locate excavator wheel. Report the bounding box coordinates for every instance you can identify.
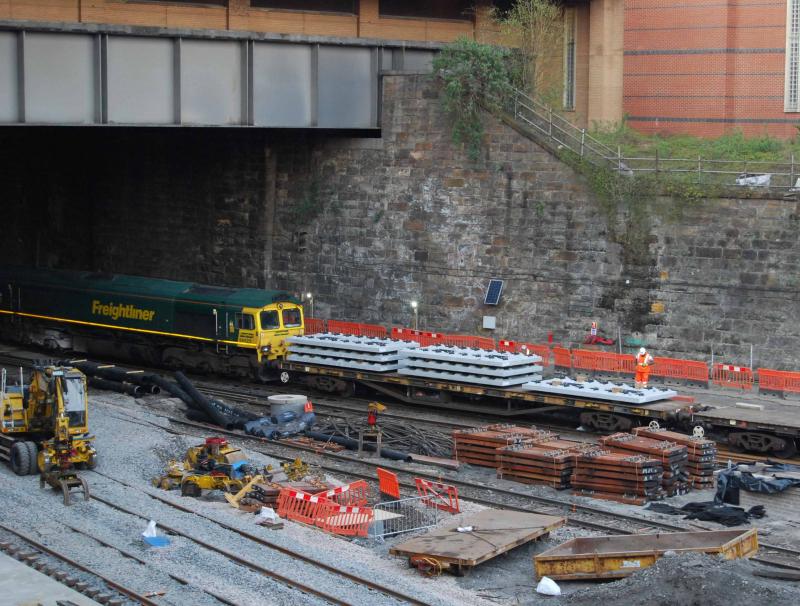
[24,442,39,475]
[10,442,32,476]
[181,481,202,497]
[84,453,98,470]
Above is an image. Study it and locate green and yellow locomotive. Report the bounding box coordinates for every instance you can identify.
[0,267,303,380]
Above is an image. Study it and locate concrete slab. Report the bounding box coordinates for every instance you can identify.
[0,551,102,606]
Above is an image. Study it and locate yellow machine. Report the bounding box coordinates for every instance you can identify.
[0,365,95,505]
[154,437,258,497]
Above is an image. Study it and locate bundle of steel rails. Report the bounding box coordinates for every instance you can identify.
[497,439,598,488]
[599,432,690,496]
[633,426,717,489]
[452,425,556,467]
[571,450,666,505]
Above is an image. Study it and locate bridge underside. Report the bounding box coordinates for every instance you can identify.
[0,22,434,129]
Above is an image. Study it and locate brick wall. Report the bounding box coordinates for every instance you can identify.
[0,0,482,43]
[624,0,798,137]
[2,74,800,369]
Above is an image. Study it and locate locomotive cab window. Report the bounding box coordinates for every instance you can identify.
[236,313,255,331]
[282,308,302,328]
[260,310,280,330]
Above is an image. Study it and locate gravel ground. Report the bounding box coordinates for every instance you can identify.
[5,385,799,606]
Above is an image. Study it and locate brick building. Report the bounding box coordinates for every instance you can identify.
[565,0,800,138]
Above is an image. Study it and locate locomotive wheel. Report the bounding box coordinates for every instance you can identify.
[10,442,32,476]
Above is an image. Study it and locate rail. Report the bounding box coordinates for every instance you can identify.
[505,87,800,191]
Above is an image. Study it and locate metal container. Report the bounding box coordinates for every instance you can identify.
[534,528,758,581]
[268,394,307,420]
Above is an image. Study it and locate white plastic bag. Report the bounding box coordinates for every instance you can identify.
[143,520,158,538]
[536,576,561,596]
[259,507,278,522]
[456,526,474,533]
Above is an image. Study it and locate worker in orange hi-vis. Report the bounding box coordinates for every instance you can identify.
[635,347,654,389]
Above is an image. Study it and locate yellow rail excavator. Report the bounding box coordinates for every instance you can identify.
[0,365,96,505]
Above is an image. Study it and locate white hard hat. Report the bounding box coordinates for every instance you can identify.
[639,347,646,355]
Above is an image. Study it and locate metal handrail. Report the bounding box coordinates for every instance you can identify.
[504,87,800,191]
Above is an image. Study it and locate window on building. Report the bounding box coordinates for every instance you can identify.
[563,8,577,111]
[250,0,357,12]
[379,0,473,21]
[786,1,800,111]
[133,0,228,5]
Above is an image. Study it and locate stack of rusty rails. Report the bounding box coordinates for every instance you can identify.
[497,439,600,488]
[599,433,690,497]
[571,450,666,505]
[633,426,717,490]
[452,424,557,468]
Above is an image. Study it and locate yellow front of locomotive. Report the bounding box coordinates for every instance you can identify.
[255,302,304,361]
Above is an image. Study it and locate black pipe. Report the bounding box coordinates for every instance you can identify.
[304,431,412,462]
[148,375,195,407]
[175,371,237,429]
[88,377,144,397]
[148,384,162,395]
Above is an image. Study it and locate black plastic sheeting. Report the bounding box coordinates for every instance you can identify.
[716,463,800,503]
[646,501,766,526]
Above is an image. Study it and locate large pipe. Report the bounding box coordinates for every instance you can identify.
[304,431,412,462]
[175,371,237,429]
[88,377,145,397]
[147,375,194,407]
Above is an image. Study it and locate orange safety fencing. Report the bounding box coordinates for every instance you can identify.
[497,340,551,365]
[571,349,635,375]
[316,502,374,537]
[327,320,387,338]
[712,364,754,390]
[650,357,710,385]
[276,489,326,525]
[376,467,401,499]
[391,327,423,342]
[758,368,800,395]
[440,334,496,350]
[418,332,446,347]
[315,480,370,507]
[304,317,326,335]
[414,478,460,514]
[552,346,572,369]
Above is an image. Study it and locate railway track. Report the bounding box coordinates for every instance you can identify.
[0,523,161,606]
[154,411,800,572]
[86,470,434,606]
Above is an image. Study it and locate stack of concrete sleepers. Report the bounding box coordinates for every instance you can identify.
[600,433,690,497]
[286,333,418,372]
[497,439,599,489]
[633,426,717,489]
[452,425,556,468]
[520,378,677,404]
[571,450,665,505]
[399,346,543,387]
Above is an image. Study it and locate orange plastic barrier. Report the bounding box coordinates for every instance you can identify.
[391,327,423,342]
[414,478,460,514]
[304,317,326,335]
[571,349,635,375]
[552,346,571,369]
[315,480,370,507]
[376,467,401,499]
[497,339,516,352]
[712,364,754,390]
[276,489,326,525]
[518,343,551,366]
[327,319,361,336]
[441,335,496,350]
[650,357,709,385]
[357,323,388,338]
[326,320,387,338]
[758,368,800,395]
[316,502,374,537]
[418,332,446,347]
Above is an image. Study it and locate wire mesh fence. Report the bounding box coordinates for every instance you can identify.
[370,496,444,539]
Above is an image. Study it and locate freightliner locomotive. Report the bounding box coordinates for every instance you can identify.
[0,266,304,380]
